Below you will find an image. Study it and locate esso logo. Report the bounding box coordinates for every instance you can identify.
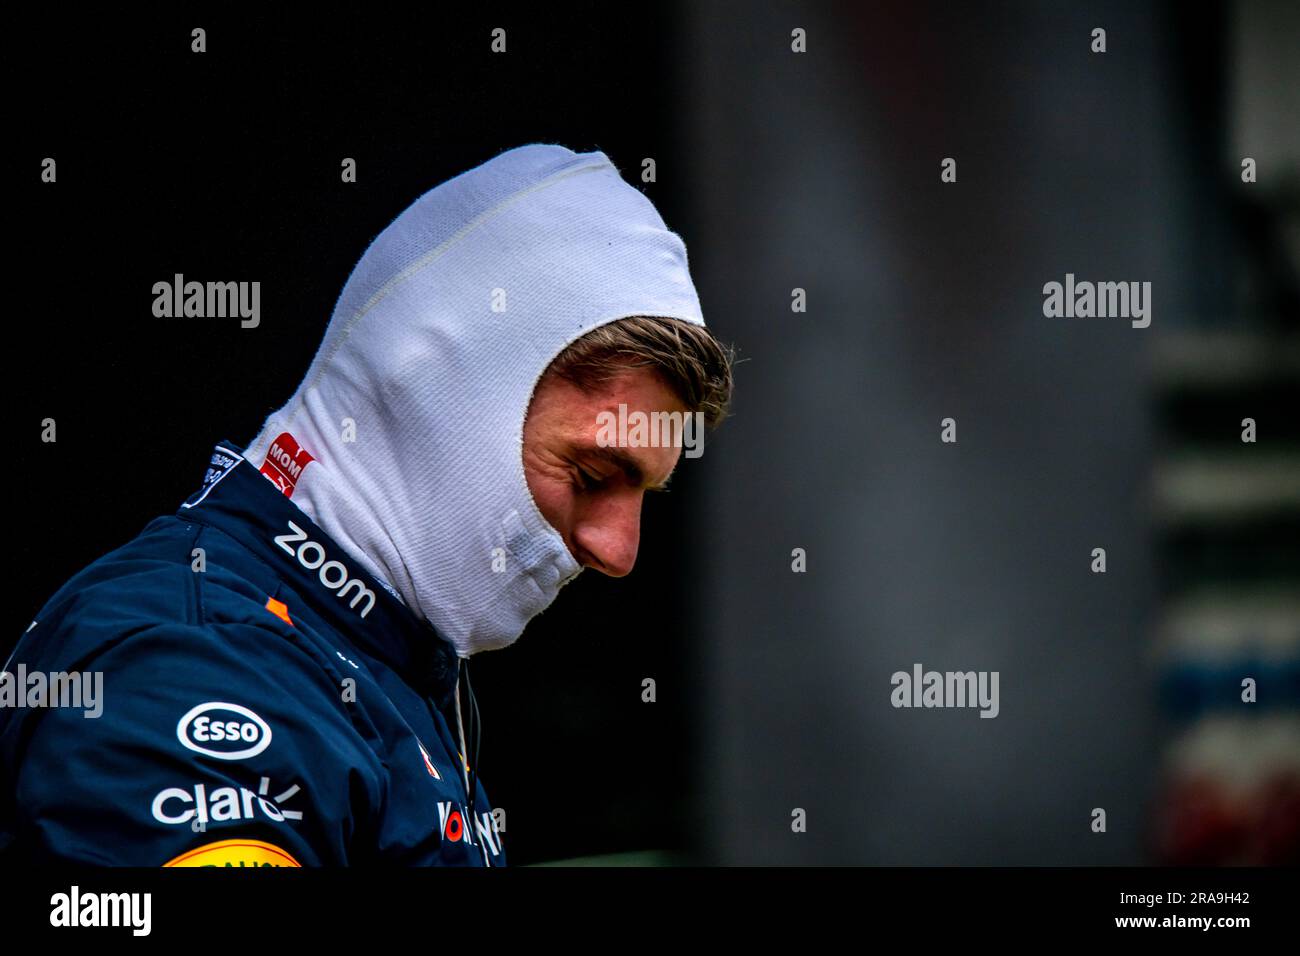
[177,702,272,760]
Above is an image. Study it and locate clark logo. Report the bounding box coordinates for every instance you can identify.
[177,702,272,760]
[151,776,305,826]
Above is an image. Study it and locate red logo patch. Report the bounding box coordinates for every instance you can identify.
[418,741,442,780]
[260,432,315,498]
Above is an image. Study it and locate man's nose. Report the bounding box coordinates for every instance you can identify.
[574,493,642,577]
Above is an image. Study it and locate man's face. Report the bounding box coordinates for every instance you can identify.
[523,365,686,577]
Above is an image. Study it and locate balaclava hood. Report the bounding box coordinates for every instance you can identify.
[244,143,706,658]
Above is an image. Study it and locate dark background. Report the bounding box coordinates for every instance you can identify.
[9,2,1298,865]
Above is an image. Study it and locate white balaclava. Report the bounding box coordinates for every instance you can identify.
[244,143,706,658]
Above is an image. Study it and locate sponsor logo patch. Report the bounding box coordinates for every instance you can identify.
[436,801,503,858]
[164,839,301,867]
[273,520,376,619]
[418,741,442,780]
[259,432,314,498]
[177,702,273,760]
[151,776,304,826]
[182,445,244,508]
[265,596,294,626]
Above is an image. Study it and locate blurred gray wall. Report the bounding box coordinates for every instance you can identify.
[682,1,1182,864]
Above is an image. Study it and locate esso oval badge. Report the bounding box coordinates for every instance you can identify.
[177,702,272,760]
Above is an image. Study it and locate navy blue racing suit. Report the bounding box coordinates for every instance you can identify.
[0,440,505,866]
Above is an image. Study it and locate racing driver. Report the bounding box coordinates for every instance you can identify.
[0,143,733,866]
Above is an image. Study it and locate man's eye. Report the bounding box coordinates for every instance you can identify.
[573,467,602,491]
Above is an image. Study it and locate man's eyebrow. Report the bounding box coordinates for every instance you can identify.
[582,446,673,491]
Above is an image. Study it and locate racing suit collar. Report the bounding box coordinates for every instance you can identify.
[177,440,459,710]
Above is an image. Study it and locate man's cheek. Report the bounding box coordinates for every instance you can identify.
[533,481,575,533]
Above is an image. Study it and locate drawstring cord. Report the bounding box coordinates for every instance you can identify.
[454,656,489,866]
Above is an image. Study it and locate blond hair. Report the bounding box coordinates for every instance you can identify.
[546,316,734,429]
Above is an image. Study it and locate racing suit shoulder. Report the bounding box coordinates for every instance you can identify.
[7,455,506,867]
[1,517,390,866]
